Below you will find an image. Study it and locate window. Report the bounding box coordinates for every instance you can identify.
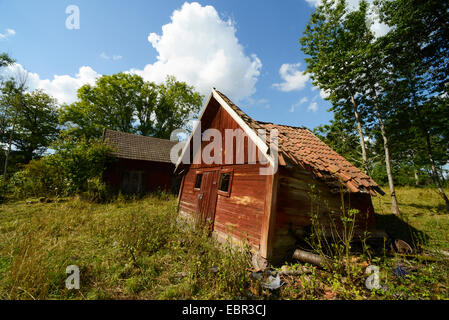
[121,170,145,194]
[218,170,233,196]
[194,173,203,189]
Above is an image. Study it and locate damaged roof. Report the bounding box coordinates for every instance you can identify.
[214,90,381,195]
[102,129,177,164]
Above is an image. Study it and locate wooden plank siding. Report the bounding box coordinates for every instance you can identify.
[271,166,376,263]
[178,99,272,250]
[177,90,380,265]
[103,158,175,194]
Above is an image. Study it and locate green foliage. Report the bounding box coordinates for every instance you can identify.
[59,73,202,140]
[307,185,365,278]
[304,0,449,194]
[4,138,115,199]
[0,53,15,68]
[7,158,62,198]
[0,84,60,165]
[46,137,116,195]
[86,177,111,203]
[0,176,7,203]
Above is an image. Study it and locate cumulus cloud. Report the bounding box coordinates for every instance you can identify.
[0,28,16,40]
[303,0,390,38]
[129,2,262,101]
[320,88,330,99]
[307,101,318,112]
[0,3,262,105]
[1,63,99,104]
[273,63,310,92]
[289,96,309,112]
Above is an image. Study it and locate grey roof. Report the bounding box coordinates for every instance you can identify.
[102,129,177,163]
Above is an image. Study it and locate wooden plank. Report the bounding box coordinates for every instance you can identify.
[259,170,278,259]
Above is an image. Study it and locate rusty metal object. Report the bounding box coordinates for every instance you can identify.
[390,239,413,254]
[292,249,327,268]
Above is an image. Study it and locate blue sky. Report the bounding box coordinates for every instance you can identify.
[0,0,348,130]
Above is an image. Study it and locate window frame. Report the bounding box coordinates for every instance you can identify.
[217,168,233,197]
[194,172,203,191]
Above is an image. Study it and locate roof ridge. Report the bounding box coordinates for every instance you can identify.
[211,89,379,194]
[214,90,256,121]
[104,128,177,144]
[256,121,309,131]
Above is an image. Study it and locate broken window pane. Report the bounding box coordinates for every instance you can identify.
[194,173,203,189]
[218,173,231,192]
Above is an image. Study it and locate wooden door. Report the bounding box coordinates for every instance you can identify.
[197,170,219,230]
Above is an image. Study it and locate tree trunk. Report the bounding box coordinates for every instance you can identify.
[350,93,369,174]
[414,168,419,186]
[410,89,449,212]
[2,115,17,178]
[423,130,449,212]
[346,87,369,174]
[373,104,400,215]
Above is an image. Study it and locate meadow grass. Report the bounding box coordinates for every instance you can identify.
[0,194,252,300]
[0,187,447,300]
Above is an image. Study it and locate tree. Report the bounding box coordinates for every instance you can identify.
[59,73,202,140]
[301,0,370,173]
[301,0,401,214]
[151,76,203,139]
[0,53,15,68]
[377,0,449,211]
[1,83,60,173]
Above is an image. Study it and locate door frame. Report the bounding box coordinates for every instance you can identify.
[195,168,220,230]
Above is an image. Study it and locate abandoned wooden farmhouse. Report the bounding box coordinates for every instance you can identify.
[102,129,178,194]
[176,89,384,264]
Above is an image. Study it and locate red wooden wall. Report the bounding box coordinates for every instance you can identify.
[104,158,175,193]
[178,97,271,249]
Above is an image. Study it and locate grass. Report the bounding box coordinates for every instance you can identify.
[373,186,449,251]
[0,187,448,300]
[0,194,252,299]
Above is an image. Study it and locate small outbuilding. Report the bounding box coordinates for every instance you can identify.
[102,129,178,194]
[176,89,384,264]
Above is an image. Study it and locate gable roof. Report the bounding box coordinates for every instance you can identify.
[102,129,177,164]
[179,89,381,195]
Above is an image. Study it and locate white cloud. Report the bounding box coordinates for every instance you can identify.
[100,53,123,61]
[289,96,309,112]
[305,0,321,6]
[1,63,99,104]
[0,3,262,105]
[320,88,330,99]
[129,2,261,101]
[303,0,390,38]
[0,28,16,40]
[307,101,318,112]
[273,63,310,92]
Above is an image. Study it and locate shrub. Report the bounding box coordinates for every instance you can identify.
[86,177,111,203]
[0,175,8,203]
[5,137,116,199]
[47,137,116,195]
[8,158,64,198]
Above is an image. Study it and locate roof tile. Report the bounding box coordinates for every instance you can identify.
[103,129,177,163]
[215,90,380,194]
